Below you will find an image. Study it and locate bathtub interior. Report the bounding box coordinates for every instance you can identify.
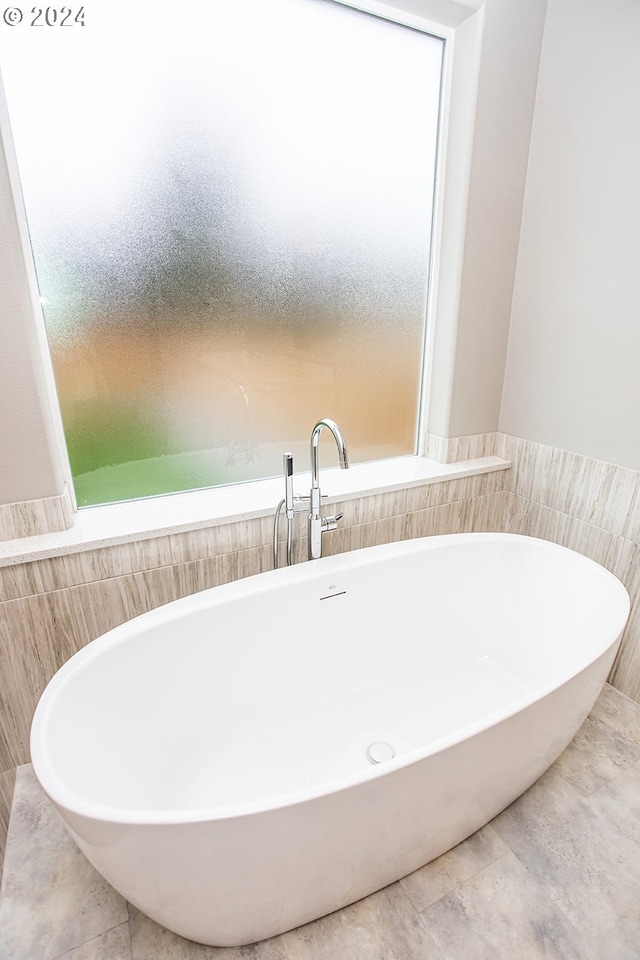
[32,535,629,820]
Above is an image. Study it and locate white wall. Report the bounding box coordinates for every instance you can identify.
[500,0,640,471]
[444,0,548,438]
[0,124,68,504]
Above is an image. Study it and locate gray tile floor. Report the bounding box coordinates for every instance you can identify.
[1,683,640,960]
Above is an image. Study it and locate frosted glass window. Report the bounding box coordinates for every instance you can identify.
[1,0,443,506]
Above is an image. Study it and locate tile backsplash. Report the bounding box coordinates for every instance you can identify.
[496,434,640,704]
[0,487,74,541]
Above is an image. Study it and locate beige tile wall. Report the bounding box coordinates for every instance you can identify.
[496,434,640,705]
[426,433,640,702]
[0,469,507,870]
[0,486,74,541]
[426,431,640,704]
[424,432,498,463]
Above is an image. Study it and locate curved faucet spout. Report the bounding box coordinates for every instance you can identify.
[310,418,349,489]
[308,418,349,561]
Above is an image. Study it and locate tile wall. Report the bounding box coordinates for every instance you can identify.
[0,486,74,541]
[423,432,498,464]
[496,434,640,704]
[0,468,507,870]
[427,431,640,703]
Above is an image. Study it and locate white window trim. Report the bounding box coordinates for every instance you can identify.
[321,0,487,448]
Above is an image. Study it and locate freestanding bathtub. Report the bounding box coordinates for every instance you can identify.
[30,533,630,946]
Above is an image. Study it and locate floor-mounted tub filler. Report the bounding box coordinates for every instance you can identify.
[30,533,630,947]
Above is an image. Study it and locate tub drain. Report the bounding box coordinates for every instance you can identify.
[366,741,395,765]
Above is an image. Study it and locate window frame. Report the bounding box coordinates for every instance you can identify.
[0,0,485,520]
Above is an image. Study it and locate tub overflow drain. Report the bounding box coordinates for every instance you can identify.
[366,742,395,765]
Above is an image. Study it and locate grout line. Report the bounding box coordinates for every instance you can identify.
[507,851,596,956]
[405,846,513,916]
[393,883,448,960]
[585,754,640,801]
[49,919,133,960]
[506,491,640,546]
[0,542,272,604]
[581,769,640,859]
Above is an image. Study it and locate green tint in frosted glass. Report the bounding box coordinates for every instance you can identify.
[1,0,443,505]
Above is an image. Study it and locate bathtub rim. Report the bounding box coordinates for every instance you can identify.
[30,532,631,826]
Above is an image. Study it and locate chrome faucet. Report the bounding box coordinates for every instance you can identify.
[308,418,349,560]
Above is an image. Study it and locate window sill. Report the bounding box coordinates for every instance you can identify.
[0,455,510,567]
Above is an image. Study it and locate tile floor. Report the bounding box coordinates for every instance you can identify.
[1,683,639,960]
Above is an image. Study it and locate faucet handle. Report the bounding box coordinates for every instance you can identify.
[293,494,327,512]
[322,513,343,532]
[283,452,294,519]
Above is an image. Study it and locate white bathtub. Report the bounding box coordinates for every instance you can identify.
[30,533,630,946]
